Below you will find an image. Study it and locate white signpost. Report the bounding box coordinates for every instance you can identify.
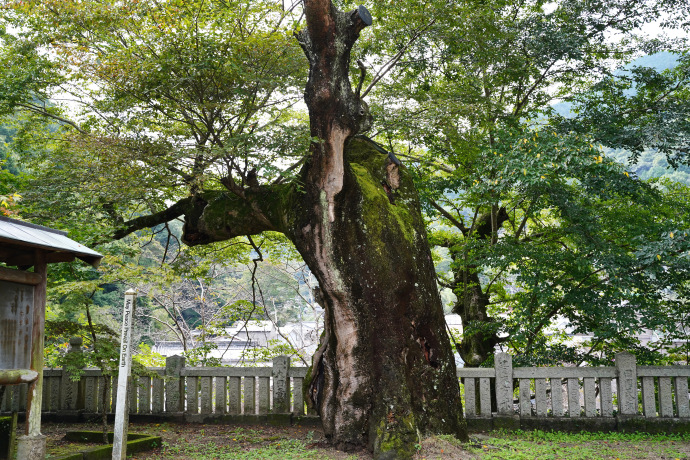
[112,289,137,460]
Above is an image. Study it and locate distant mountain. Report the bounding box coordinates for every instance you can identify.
[552,52,688,185]
[607,148,690,185]
[552,51,680,117]
[623,51,679,73]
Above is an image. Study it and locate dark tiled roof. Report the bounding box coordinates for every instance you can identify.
[0,216,102,267]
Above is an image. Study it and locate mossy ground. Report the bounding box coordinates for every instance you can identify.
[41,422,366,460]
[35,422,690,459]
[442,430,690,459]
[45,440,102,459]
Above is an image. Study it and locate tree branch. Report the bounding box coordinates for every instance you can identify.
[16,102,87,135]
[113,183,293,246]
[361,18,436,98]
[113,197,194,240]
[429,199,468,235]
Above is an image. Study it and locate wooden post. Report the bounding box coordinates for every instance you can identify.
[112,290,137,460]
[16,250,47,460]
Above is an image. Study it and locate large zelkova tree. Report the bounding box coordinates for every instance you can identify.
[2,0,466,457]
[366,0,690,366]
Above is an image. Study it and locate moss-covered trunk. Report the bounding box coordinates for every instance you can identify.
[290,137,467,459]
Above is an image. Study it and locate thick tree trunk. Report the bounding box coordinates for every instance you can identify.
[451,262,501,367]
[290,3,466,457]
[292,137,467,458]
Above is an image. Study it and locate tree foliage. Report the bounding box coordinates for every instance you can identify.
[2,0,308,241]
[362,0,690,365]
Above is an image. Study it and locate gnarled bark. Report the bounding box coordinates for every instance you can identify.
[293,137,467,458]
[291,2,465,456]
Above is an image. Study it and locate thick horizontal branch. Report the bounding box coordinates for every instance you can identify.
[113,197,194,240]
[17,102,87,135]
[113,184,295,247]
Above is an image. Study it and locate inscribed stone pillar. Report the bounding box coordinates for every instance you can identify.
[272,356,290,413]
[495,352,513,415]
[165,355,185,413]
[615,352,638,416]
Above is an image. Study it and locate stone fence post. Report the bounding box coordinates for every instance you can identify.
[272,356,290,413]
[61,337,84,411]
[615,352,638,416]
[165,356,185,413]
[495,352,513,415]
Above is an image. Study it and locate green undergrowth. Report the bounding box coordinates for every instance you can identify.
[455,430,690,459]
[160,437,358,460]
[44,422,690,459]
[164,438,301,459]
[153,426,359,460]
[147,427,690,459]
[46,442,102,459]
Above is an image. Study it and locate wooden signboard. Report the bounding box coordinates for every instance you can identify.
[0,280,34,371]
[112,290,137,460]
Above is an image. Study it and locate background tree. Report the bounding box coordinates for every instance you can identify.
[364,0,690,366]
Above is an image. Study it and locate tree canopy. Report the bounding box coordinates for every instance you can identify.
[357,0,690,366]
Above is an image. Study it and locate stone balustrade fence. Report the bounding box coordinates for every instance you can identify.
[2,347,690,431]
[2,355,312,424]
[457,352,690,431]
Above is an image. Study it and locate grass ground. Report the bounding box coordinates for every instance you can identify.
[40,421,690,459]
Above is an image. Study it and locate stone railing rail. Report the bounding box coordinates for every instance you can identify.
[1,354,312,423]
[3,347,690,431]
[457,352,690,431]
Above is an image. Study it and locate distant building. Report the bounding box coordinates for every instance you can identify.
[224,320,276,347]
[151,319,320,365]
[152,312,679,368]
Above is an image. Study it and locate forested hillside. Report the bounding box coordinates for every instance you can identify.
[610,148,690,183]
[553,52,690,185]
